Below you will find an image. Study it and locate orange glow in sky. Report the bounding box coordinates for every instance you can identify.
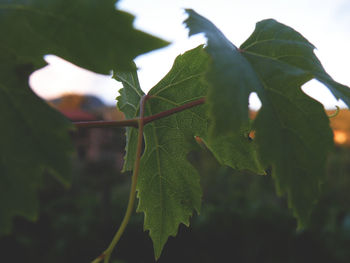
[334,130,348,145]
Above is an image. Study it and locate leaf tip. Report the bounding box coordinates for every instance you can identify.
[182,8,206,38]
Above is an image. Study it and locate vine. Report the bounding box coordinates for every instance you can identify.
[91,95,148,262]
[1,2,350,262]
[88,95,207,262]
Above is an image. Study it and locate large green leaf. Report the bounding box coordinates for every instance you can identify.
[116,46,208,259]
[0,0,168,235]
[240,19,342,226]
[0,0,169,73]
[246,55,334,226]
[115,45,265,259]
[184,10,348,226]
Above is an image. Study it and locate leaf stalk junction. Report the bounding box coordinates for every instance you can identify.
[89,97,205,263]
[75,97,205,129]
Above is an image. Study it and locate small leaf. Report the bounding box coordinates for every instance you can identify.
[115,68,145,172]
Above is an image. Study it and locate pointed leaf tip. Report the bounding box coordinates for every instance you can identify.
[184,9,261,137]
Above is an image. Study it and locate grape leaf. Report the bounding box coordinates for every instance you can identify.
[240,20,344,226]
[0,0,168,235]
[115,45,266,258]
[245,54,334,226]
[116,46,208,259]
[0,0,169,73]
[184,10,348,226]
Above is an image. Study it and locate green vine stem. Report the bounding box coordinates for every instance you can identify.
[91,95,149,263]
[89,96,206,262]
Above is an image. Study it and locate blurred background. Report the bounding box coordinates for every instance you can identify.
[2,0,350,262]
[0,94,350,263]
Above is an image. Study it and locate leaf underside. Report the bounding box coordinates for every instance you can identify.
[0,0,168,235]
[184,9,350,227]
[116,46,208,259]
[116,44,268,258]
[203,123,265,175]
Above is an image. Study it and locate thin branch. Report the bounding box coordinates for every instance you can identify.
[74,119,138,128]
[143,97,205,124]
[74,97,206,129]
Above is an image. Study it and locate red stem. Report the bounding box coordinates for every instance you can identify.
[143,97,205,124]
[73,97,205,129]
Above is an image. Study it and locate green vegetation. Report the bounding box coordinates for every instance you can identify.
[1,1,350,262]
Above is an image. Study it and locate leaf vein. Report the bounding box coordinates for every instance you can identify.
[152,73,204,96]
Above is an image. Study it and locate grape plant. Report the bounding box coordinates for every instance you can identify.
[1,1,350,262]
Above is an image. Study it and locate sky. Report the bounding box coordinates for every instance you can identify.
[30,0,350,110]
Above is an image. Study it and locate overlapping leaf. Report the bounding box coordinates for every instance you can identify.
[240,19,350,107]
[184,9,262,136]
[245,55,334,226]
[0,0,168,235]
[204,124,265,175]
[240,19,339,225]
[184,10,349,226]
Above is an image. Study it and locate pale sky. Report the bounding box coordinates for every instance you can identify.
[30,0,350,110]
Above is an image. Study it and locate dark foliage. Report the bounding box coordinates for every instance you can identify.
[1,127,350,262]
